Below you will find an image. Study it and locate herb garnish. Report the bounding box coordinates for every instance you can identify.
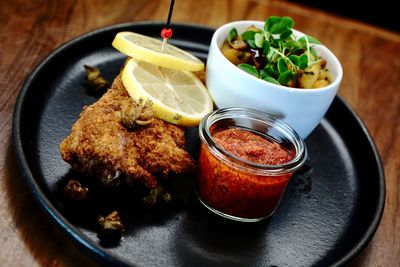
[226,16,325,87]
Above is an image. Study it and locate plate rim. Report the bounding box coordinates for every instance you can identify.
[12,21,385,267]
[323,97,386,267]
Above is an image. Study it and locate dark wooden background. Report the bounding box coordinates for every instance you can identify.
[288,0,399,32]
[0,0,399,266]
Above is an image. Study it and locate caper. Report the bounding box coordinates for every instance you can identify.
[84,65,109,94]
[121,99,154,129]
[121,105,140,129]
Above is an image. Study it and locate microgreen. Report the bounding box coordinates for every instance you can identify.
[247,39,257,49]
[298,54,308,69]
[277,58,287,73]
[263,41,270,55]
[288,55,299,65]
[241,30,258,42]
[227,28,238,45]
[229,16,323,87]
[238,63,259,78]
[263,76,280,85]
[278,71,294,85]
[298,35,322,45]
[254,33,264,48]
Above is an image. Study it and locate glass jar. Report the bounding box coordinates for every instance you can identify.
[196,108,307,222]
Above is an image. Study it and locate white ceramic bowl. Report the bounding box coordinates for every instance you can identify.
[206,20,343,139]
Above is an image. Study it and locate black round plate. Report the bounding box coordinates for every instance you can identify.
[13,22,385,267]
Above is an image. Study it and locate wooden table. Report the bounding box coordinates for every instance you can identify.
[0,0,398,266]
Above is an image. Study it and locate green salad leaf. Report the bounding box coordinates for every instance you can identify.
[238,63,259,77]
[298,35,322,45]
[227,28,238,45]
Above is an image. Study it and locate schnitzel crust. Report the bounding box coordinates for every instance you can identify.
[60,75,195,188]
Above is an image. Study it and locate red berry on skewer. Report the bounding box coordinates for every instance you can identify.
[161,28,173,39]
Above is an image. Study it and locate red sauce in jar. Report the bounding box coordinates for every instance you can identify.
[213,128,293,165]
[196,128,296,219]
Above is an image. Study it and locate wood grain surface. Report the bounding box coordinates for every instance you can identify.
[0,0,399,266]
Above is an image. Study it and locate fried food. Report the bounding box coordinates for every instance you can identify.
[63,180,89,201]
[142,184,173,207]
[84,65,109,94]
[98,211,125,241]
[60,75,196,188]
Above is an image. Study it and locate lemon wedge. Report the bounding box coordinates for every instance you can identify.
[112,32,204,71]
[122,58,213,127]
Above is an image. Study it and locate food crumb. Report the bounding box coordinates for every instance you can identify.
[142,184,173,207]
[98,211,125,240]
[63,180,89,201]
[84,65,109,94]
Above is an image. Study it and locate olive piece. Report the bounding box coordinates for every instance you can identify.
[250,48,267,70]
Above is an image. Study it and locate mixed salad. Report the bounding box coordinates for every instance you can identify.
[221,16,332,89]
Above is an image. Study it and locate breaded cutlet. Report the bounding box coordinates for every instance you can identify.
[60,75,196,188]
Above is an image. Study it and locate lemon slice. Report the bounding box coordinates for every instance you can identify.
[112,32,204,71]
[122,58,213,127]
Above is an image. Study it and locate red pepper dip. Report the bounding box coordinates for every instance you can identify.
[213,128,294,165]
[196,127,296,220]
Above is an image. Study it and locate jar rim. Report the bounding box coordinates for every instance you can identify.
[199,107,307,174]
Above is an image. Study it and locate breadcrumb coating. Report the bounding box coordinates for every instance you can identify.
[60,75,196,188]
